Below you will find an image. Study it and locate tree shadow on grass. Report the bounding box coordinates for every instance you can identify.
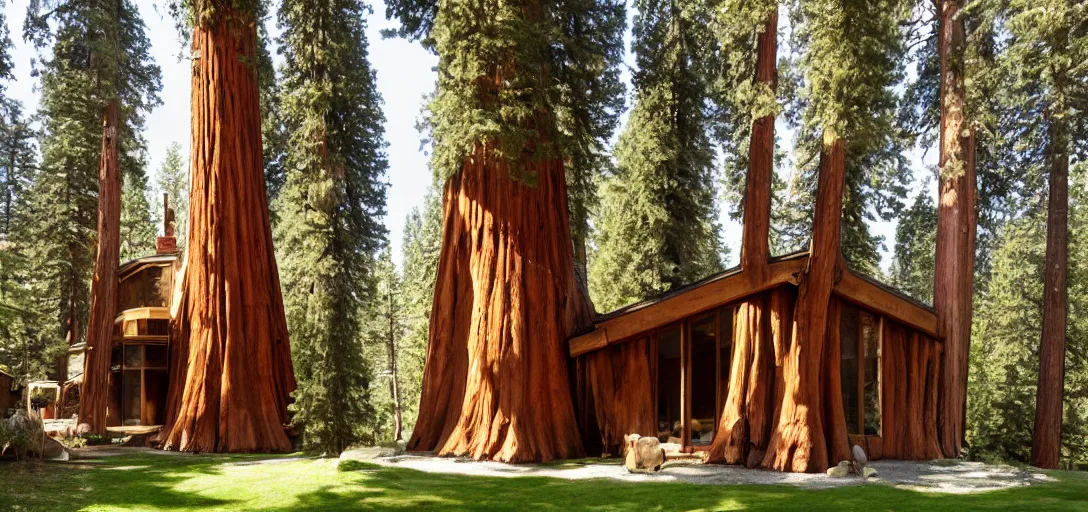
[272,464,1088,512]
[0,453,238,512]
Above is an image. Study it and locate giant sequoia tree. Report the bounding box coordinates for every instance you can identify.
[588,0,722,312]
[1002,0,1087,469]
[704,0,779,467]
[25,0,160,433]
[275,0,389,454]
[761,0,907,472]
[161,0,295,453]
[387,0,619,462]
[776,0,910,275]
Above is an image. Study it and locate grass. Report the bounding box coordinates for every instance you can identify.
[0,452,1086,511]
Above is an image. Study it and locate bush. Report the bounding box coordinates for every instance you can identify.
[0,410,44,460]
[81,433,111,446]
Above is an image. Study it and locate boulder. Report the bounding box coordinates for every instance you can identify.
[76,423,92,436]
[826,464,850,478]
[623,434,666,473]
[41,436,71,461]
[863,466,878,478]
[852,444,868,465]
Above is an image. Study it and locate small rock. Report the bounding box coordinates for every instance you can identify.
[838,460,851,467]
[863,466,878,478]
[827,464,850,478]
[76,423,92,436]
[852,444,868,465]
[42,436,70,461]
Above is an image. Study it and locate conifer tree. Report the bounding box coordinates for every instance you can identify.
[588,0,722,312]
[999,0,1088,469]
[777,0,911,276]
[154,142,188,254]
[161,0,295,452]
[396,189,442,438]
[120,168,156,261]
[387,0,620,462]
[888,187,938,304]
[275,0,389,454]
[24,0,160,415]
[363,248,404,442]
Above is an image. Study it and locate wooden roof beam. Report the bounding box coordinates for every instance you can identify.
[569,257,805,357]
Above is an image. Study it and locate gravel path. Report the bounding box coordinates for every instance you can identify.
[369,455,1055,494]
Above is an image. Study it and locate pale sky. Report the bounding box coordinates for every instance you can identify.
[3,0,934,273]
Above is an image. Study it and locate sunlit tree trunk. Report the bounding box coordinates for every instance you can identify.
[408,151,593,462]
[761,135,848,472]
[161,8,295,453]
[79,100,120,434]
[707,7,778,467]
[934,0,976,458]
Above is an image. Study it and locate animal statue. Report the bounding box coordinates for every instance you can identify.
[624,433,666,473]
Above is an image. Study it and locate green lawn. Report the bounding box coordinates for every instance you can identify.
[1,452,1086,511]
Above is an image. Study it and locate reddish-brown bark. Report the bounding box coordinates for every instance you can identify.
[761,137,845,473]
[79,100,121,434]
[934,0,976,459]
[881,322,943,460]
[408,151,593,462]
[581,337,655,455]
[1031,118,1069,469]
[820,299,852,464]
[161,10,295,453]
[705,7,779,467]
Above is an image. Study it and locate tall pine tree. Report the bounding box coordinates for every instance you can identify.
[588,0,723,312]
[275,0,389,454]
[777,0,912,276]
[888,186,938,304]
[24,0,160,352]
[154,142,188,254]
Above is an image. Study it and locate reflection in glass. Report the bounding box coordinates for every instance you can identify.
[690,315,717,446]
[656,326,682,444]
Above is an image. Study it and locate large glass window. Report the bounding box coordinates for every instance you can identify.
[656,326,683,443]
[841,304,882,435]
[689,315,717,446]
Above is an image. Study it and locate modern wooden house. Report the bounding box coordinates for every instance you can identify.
[569,252,944,465]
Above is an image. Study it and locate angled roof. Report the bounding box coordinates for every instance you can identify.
[569,251,938,357]
[118,254,178,281]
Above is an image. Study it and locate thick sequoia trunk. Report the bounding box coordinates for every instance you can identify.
[79,100,121,434]
[880,322,943,460]
[581,337,655,455]
[820,299,853,464]
[705,7,779,467]
[1031,119,1069,469]
[161,12,295,453]
[934,0,976,458]
[761,136,846,472]
[408,151,593,462]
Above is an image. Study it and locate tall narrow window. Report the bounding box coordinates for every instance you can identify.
[840,304,882,435]
[689,315,717,446]
[656,326,683,443]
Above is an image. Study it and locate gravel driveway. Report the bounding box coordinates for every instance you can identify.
[369,455,1055,494]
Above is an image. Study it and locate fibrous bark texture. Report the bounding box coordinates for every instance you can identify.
[705,8,780,468]
[579,337,655,456]
[408,151,593,462]
[161,14,295,453]
[761,137,846,473]
[934,0,976,459]
[881,321,943,460]
[79,101,121,435]
[821,299,853,465]
[1031,119,1068,469]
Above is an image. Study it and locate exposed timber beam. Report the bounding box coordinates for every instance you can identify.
[569,256,805,357]
[833,269,938,338]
